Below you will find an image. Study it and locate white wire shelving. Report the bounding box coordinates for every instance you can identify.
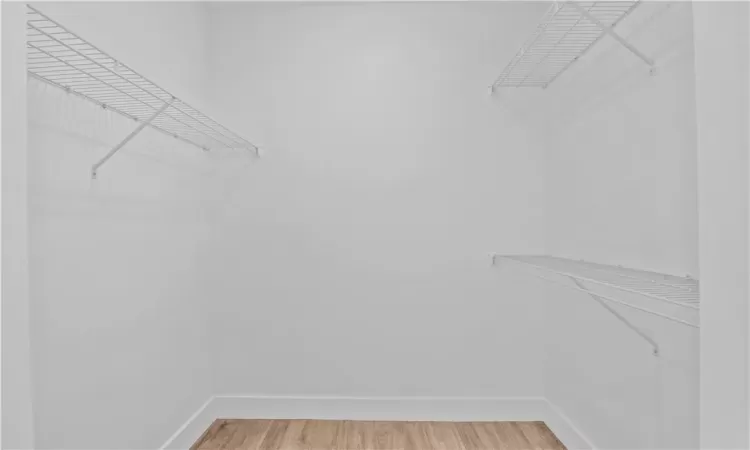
[492,255,699,356]
[26,4,259,179]
[490,1,655,91]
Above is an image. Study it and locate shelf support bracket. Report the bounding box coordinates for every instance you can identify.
[568,2,656,72]
[566,275,660,356]
[91,98,174,180]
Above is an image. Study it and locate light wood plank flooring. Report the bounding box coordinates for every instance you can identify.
[192,419,566,450]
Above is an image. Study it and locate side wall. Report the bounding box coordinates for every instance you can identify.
[26,3,221,448]
[203,2,550,400]
[541,1,698,278]
[2,3,35,449]
[538,3,700,448]
[693,2,750,448]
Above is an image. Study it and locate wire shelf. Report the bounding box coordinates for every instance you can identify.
[26,4,258,154]
[494,255,699,329]
[491,1,640,89]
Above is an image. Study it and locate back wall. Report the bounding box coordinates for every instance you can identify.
[203,2,552,398]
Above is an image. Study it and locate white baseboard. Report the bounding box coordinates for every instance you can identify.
[160,395,593,450]
[159,396,218,450]
[541,400,596,450]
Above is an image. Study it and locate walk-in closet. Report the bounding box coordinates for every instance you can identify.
[2,1,748,449]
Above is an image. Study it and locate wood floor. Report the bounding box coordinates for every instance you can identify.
[192,419,566,450]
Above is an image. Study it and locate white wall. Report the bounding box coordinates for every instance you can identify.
[203,2,550,399]
[539,1,699,278]
[2,3,36,449]
[532,2,700,448]
[693,2,750,448]
[17,2,721,448]
[26,3,225,448]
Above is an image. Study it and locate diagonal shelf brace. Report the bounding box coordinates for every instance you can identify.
[566,276,660,357]
[568,2,655,71]
[91,98,174,180]
[490,254,690,356]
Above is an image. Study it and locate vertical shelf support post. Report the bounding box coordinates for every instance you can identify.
[91,97,174,180]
